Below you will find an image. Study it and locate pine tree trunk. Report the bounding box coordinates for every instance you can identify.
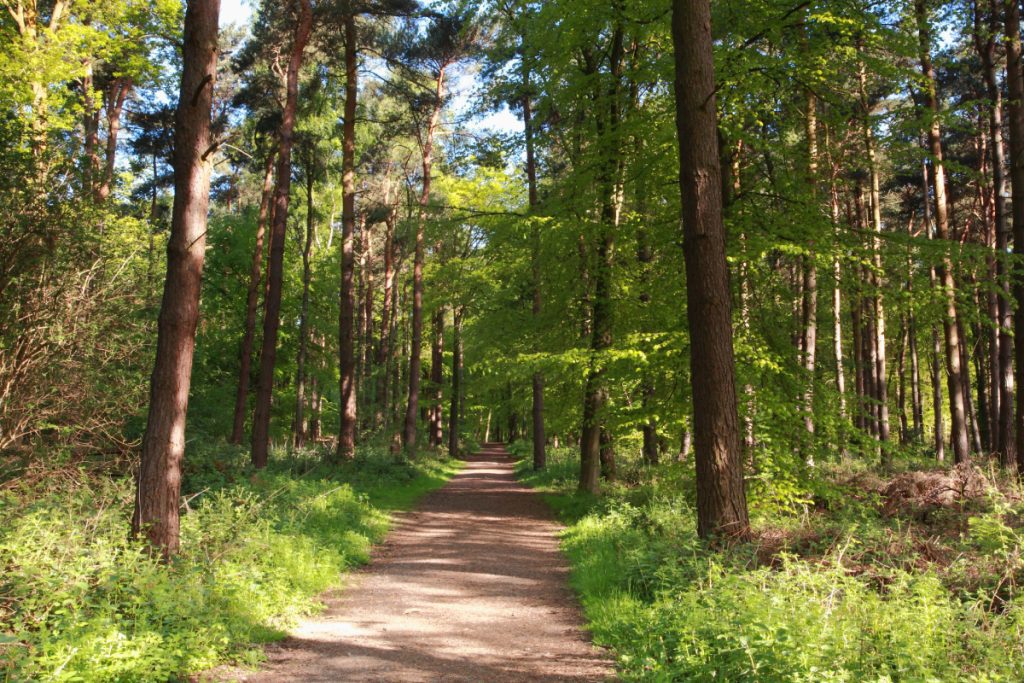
[918,0,970,463]
[672,0,750,539]
[293,172,315,449]
[230,148,275,444]
[1005,0,1024,471]
[429,308,444,448]
[132,0,220,558]
[448,307,463,458]
[251,0,312,469]
[377,210,395,427]
[338,13,359,460]
[523,75,547,471]
[403,69,446,454]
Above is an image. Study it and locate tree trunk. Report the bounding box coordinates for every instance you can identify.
[97,77,132,202]
[448,307,463,458]
[132,0,220,558]
[403,68,446,454]
[429,307,444,448]
[802,87,818,448]
[230,148,275,444]
[671,0,750,539]
[1006,0,1024,471]
[918,0,970,463]
[251,0,312,469]
[859,60,890,459]
[376,208,396,427]
[523,68,547,472]
[979,0,1015,462]
[338,14,359,460]
[293,171,315,448]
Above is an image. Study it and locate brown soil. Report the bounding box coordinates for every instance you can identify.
[237,444,614,682]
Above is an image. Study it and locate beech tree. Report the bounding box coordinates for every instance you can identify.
[671,0,749,538]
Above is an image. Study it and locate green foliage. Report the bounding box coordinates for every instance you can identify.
[514,446,1024,682]
[0,447,459,681]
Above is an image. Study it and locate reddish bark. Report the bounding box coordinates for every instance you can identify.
[251,0,312,468]
[131,0,220,558]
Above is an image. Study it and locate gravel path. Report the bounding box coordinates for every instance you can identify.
[241,443,614,682]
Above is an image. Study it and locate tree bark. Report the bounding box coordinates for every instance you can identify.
[429,307,444,447]
[1006,0,1024,471]
[918,0,970,463]
[293,170,315,448]
[403,67,446,454]
[671,0,750,539]
[338,13,359,460]
[448,307,463,457]
[132,0,220,558]
[230,148,275,444]
[858,60,890,460]
[523,66,547,472]
[251,0,312,468]
[97,77,132,202]
[979,0,1015,462]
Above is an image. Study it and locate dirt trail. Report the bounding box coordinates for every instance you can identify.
[241,443,614,682]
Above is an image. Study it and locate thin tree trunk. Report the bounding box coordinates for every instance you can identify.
[377,209,395,427]
[523,67,547,471]
[429,307,444,448]
[1006,0,1024,471]
[251,0,312,469]
[672,0,750,539]
[403,68,446,454]
[132,0,220,557]
[918,1,970,463]
[859,60,890,460]
[97,77,131,202]
[448,307,463,457]
[230,148,275,444]
[338,13,359,460]
[802,86,818,448]
[293,171,315,448]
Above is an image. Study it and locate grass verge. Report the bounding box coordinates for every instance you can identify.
[511,441,1024,682]
[0,443,460,682]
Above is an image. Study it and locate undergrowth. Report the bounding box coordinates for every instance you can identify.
[0,442,459,682]
[512,442,1024,682]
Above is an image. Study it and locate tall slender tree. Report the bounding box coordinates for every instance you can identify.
[251,0,313,468]
[132,0,220,557]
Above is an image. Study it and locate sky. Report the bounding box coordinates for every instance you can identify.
[216,0,520,135]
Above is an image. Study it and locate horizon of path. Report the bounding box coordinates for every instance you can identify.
[236,443,614,682]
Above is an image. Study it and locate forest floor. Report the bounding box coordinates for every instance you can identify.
[226,443,614,682]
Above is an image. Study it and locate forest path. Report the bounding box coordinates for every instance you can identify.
[240,443,614,682]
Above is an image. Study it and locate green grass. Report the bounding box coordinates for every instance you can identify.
[0,443,460,682]
[512,443,1024,682]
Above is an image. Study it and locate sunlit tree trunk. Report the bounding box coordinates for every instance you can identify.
[338,13,359,460]
[293,171,315,448]
[230,148,275,444]
[917,0,970,463]
[132,0,220,557]
[403,68,446,454]
[671,0,749,539]
[1005,0,1024,471]
[251,0,312,469]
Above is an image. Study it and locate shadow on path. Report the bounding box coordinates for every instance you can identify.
[240,443,614,682]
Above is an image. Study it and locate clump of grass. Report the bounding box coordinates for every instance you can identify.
[0,443,459,682]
